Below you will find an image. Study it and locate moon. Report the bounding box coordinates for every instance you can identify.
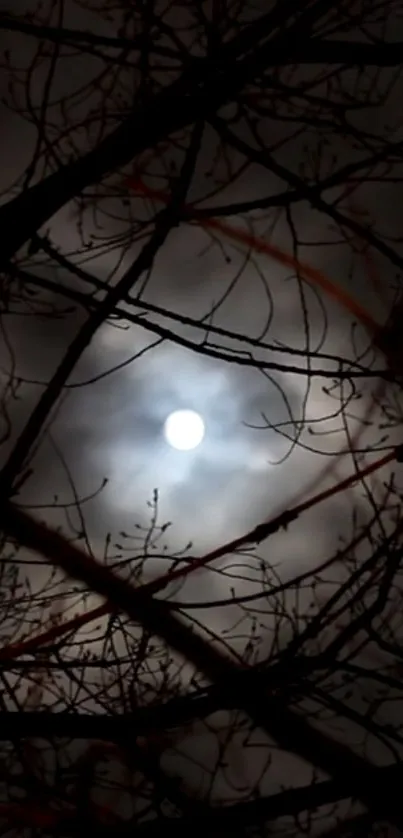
[164,410,205,451]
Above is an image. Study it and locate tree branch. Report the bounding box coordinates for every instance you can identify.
[0,0,345,263]
[209,116,403,275]
[2,502,403,829]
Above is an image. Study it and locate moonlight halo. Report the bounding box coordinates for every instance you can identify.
[164,410,205,451]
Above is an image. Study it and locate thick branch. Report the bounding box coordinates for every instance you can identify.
[133,765,401,838]
[0,14,179,59]
[6,264,391,381]
[1,16,401,66]
[0,123,204,492]
[2,503,403,829]
[0,0,345,263]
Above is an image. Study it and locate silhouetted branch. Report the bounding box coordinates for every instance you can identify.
[2,502,403,829]
[2,16,403,66]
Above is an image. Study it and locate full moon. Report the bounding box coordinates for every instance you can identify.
[164,410,205,451]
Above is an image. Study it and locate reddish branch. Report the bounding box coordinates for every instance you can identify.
[0,443,399,664]
[0,2,343,265]
[0,799,122,830]
[2,499,403,828]
[125,177,380,333]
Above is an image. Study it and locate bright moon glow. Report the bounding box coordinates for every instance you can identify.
[164,410,205,451]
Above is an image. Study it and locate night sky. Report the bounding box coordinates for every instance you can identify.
[1,1,403,834]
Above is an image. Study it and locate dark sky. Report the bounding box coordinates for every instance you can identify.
[1,2,403,832]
